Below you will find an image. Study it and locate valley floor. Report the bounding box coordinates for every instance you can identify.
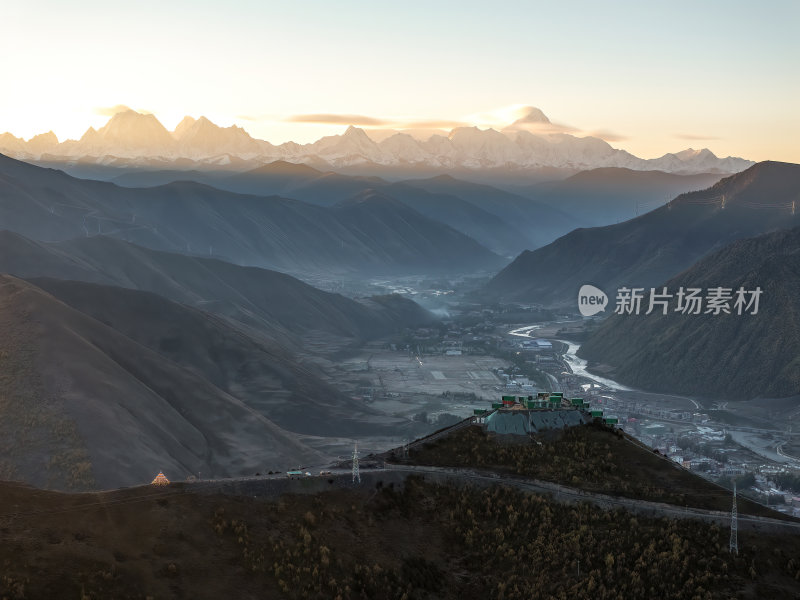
[307,346,509,458]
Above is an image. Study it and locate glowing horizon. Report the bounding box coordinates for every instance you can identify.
[2,0,798,162]
[0,104,761,163]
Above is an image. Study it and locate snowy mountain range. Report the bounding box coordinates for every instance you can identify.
[0,108,753,175]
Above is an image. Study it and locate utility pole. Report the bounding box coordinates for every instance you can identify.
[730,481,738,555]
[352,441,360,484]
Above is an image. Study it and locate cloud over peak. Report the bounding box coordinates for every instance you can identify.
[675,132,721,141]
[93,104,133,116]
[588,129,628,142]
[286,113,389,126]
[93,104,154,117]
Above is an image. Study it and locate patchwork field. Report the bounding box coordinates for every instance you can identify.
[335,348,507,401]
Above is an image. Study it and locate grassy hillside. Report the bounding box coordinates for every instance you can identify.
[0,284,95,490]
[0,476,797,599]
[577,226,800,399]
[402,423,781,518]
[29,277,395,437]
[0,275,324,489]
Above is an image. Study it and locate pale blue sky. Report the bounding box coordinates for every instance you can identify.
[2,0,797,160]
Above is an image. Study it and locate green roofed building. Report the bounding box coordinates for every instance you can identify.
[485,409,588,436]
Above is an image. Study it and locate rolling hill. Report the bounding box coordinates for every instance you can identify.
[0,231,432,341]
[401,173,582,247]
[0,231,436,348]
[0,153,502,274]
[28,278,408,436]
[0,269,432,489]
[0,275,325,490]
[0,232,438,490]
[104,161,725,255]
[576,226,800,399]
[482,161,800,306]
[114,160,574,256]
[330,189,511,261]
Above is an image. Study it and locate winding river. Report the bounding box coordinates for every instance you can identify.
[508,324,632,391]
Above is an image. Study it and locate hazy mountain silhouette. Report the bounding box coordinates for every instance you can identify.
[519,167,725,226]
[402,174,580,246]
[0,231,435,347]
[482,162,800,306]
[114,161,570,255]
[0,153,502,273]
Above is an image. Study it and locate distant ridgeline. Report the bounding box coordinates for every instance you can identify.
[483,161,800,307]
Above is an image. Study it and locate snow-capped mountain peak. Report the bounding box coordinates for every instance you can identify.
[173,116,198,139]
[0,109,756,175]
[26,131,59,151]
[674,148,717,161]
[174,116,264,158]
[512,106,551,125]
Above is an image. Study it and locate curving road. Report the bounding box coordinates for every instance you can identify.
[380,464,800,534]
[189,462,800,535]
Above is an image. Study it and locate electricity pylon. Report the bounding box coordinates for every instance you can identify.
[729,481,738,555]
[352,441,360,484]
